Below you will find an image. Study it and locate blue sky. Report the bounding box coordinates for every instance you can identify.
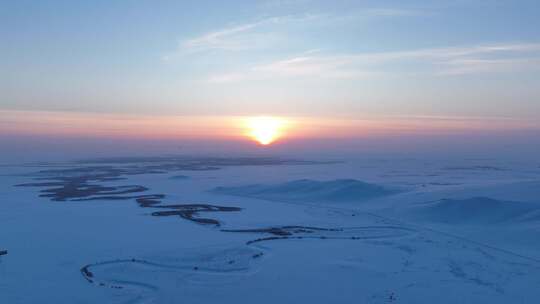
[2,0,540,119]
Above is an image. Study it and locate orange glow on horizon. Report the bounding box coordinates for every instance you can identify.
[2,110,539,142]
[244,116,288,145]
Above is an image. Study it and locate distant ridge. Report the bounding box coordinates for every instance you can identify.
[212,179,400,203]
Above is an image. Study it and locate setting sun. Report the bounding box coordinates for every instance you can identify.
[245,117,287,145]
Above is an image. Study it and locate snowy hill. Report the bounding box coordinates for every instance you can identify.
[213,179,400,203]
[405,197,540,224]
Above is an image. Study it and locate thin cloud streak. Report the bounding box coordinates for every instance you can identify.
[363,8,425,17]
[208,43,540,81]
[167,14,320,57]
[164,8,425,58]
[182,22,261,51]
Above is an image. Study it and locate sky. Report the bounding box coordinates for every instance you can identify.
[1,0,540,160]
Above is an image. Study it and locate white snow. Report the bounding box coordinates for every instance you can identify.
[1,157,540,303]
[213,178,400,203]
[402,197,540,225]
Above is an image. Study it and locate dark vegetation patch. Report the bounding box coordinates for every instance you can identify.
[151,204,241,226]
[17,156,322,201]
[223,225,343,245]
[223,225,416,245]
[443,166,507,171]
[169,175,190,180]
[15,157,307,226]
[222,226,341,236]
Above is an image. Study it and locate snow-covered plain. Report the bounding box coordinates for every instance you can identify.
[1,156,540,303]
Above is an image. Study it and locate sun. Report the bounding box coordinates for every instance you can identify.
[245,116,287,145]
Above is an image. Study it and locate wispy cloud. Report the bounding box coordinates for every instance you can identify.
[363,8,425,17]
[182,22,262,51]
[208,42,540,82]
[252,55,374,78]
[207,72,247,84]
[439,58,540,75]
[164,8,424,59]
[164,14,319,58]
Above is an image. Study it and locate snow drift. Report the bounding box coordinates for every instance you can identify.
[406,197,540,224]
[212,179,400,203]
